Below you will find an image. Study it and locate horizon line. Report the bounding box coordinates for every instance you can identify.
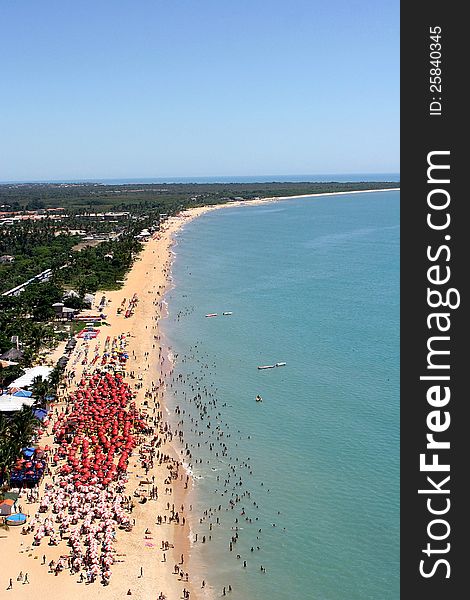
[0,171,400,185]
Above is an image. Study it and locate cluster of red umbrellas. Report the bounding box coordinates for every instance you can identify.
[52,373,146,488]
[11,457,46,485]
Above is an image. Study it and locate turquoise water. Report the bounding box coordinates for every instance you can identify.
[161,191,399,599]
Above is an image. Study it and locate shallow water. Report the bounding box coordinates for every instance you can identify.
[161,192,399,599]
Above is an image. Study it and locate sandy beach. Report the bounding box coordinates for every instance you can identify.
[1,188,398,599]
[1,208,209,600]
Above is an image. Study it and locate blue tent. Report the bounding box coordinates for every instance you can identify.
[13,390,33,398]
[22,447,35,458]
[33,408,48,421]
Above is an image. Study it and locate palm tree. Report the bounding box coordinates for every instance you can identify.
[0,364,24,389]
[0,413,17,486]
[27,324,55,354]
[0,451,14,488]
[0,413,8,442]
[31,376,51,408]
[21,347,35,368]
[47,365,63,396]
[10,406,40,458]
[0,406,40,487]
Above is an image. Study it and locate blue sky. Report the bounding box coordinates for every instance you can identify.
[0,0,399,181]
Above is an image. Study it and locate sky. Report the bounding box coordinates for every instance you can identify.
[0,0,399,181]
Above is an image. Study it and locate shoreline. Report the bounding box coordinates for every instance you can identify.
[193,186,400,212]
[269,186,399,200]
[176,187,400,218]
[1,187,399,598]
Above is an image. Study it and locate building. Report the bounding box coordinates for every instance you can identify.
[62,307,76,320]
[135,228,151,241]
[52,302,76,320]
[0,499,15,516]
[63,289,80,300]
[0,394,35,414]
[0,347,24,363]
[52,302,64,317]
[1,268,53,297]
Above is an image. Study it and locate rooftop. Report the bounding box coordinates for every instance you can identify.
[8,365,53,390]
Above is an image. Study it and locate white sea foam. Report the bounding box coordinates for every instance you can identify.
[188,528,196,546]
[182,461,203,481]
[182,461,193,477]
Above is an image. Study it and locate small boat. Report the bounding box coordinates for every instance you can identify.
[256,395,263,402]
[275,362,286,367]
[205,313,218,317]
[258,365,275,370]
[222,311,233,316]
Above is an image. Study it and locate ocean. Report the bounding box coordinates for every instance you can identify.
[161,191,399,599]
[1,173,399,185]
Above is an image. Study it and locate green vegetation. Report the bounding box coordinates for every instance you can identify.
[0,406,41,486]
[0,364,24,389]
[55,237,142,293]
[1,180,398,212]
[0,282,62,356]
[0,223,79,292]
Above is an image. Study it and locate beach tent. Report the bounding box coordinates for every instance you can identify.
[13,389,33,398]
[23,447,36,458]
[0,499,15,516]
[33,408,48,421]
